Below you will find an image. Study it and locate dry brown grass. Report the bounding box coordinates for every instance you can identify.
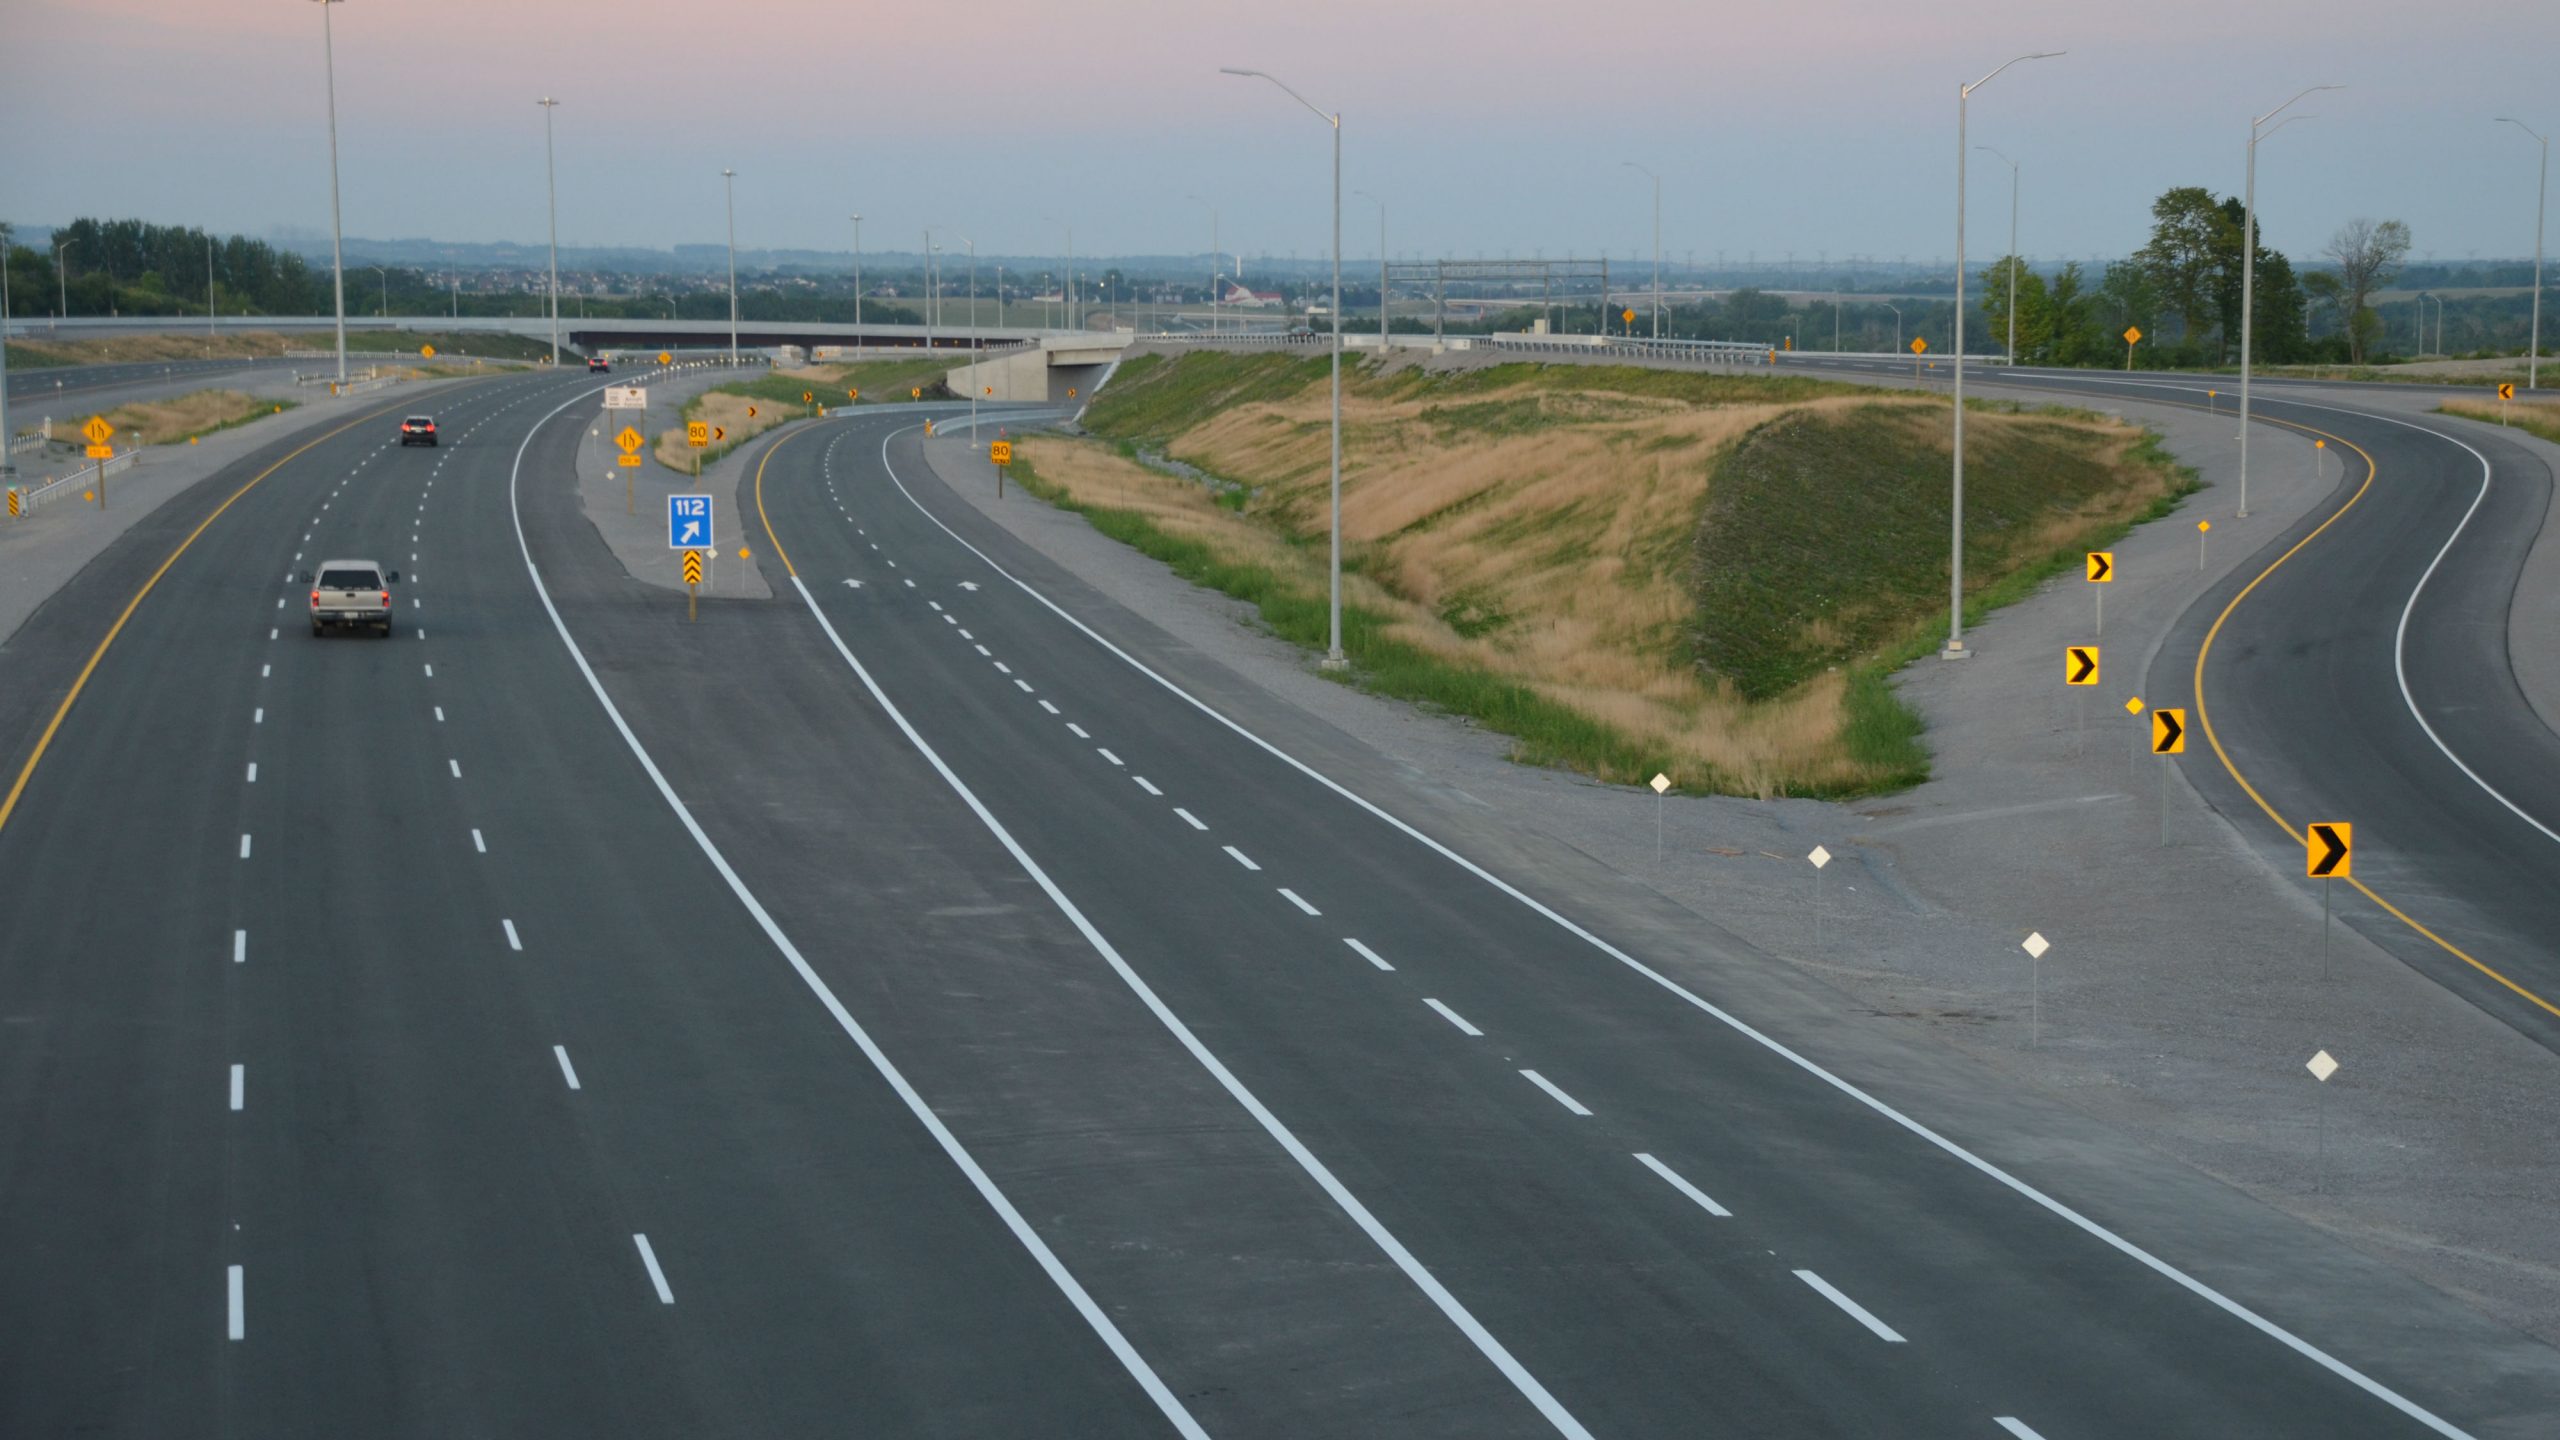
[97,389,276,445]
[10,331,301,365]
[653,389,806,468]
[2441,396,2560,447]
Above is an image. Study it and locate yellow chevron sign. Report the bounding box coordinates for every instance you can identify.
[681,551,704,587]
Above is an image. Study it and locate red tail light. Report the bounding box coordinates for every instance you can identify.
[379,591,391,607]
[309,590,320,607]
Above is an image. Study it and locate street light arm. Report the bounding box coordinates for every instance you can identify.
[2499,117,2549,145]
[2255,83,2343,131]
[1972,144,2015,169]
[1964,51,2063,97]
[2255,114,2318,145]
[1220,67,1337,129]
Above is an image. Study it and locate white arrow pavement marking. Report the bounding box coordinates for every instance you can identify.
[842,579,863,588]
[958,581,981,591]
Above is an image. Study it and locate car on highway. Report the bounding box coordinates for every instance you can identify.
[398,415,438,446]
[587,355,610,373]
[305,560,399,638]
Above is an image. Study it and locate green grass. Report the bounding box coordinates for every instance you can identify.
[343,329,553,361]
[3,344,76,369]
[1008,448,1672,780]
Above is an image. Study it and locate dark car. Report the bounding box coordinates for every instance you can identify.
[587,356,610,373]
[399,416,437,446]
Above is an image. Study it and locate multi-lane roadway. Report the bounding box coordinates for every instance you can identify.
[1,361,2554,1435]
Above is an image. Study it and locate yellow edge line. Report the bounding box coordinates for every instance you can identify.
[0,380,510,840]
[2176,405,2560,1021]
[751,422,813,580]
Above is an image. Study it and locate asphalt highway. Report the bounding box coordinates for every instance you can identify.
[2,365,2554,1435]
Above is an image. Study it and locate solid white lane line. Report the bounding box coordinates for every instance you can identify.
[1633,1152,1732,1218]
[472,829,487,853]
[553,1046,582,1090]
[1097,748,1124,767]
[503,919,523,952]
[1423,999,1482,1036]
[1066,723,1090,739]
[1038,700,1059,714]
[1519,1070,1591,1116]
[1994,1420,2049,1440]
[1133,776,1162,796]
[448,759,461,779]
[873,422,2475,1440]
[504,391,1212,1440]
[1174,807,1208,831]
[238,834,251,859]
[1014,679,1035,693]
[632,1234,674,1304]
[229,1064,245,1111]
[233,930,247,964]
[1278,888,1321,916]
[1793,1271,1905,1343]
[1222,845,1260,871]
[1345,937,1395,970]
[227,1266,244,1340]
[246,763,258,783]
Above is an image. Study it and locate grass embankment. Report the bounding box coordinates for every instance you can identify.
[2439,396,2560,447]
[653,359,958,469]
[97,390,295,445]
[5,328,548,368]
[1019,350,2193,797]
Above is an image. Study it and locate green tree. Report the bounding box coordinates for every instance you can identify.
[2323,217,2411,363]
[2042,262,2105,365]
[1979,257,2051,360]
[2138,187,2234,356]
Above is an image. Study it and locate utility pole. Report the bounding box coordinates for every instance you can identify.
[314,0,348,385]
[2241,85,2341,518]
[539,97,561,365]
[2502,118,2548,390]
[722,166,739,365]
[1948,50,2062,660]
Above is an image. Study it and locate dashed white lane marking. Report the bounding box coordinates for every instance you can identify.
[1014,678,1035,693]
[1133,776,1162,797]
[448,759,462,779]
[904,579,915,588]
[1423,999,1483,1036]
[253,708,264,725]
[229,1064,246,1111]
[1222,845,1260,871]
[434,706,445,722]
[1038,700,1059,714]
[260,664,270,678]
[1994,1419,2049,1440]
[1519,1070,1591,1116]
[227,1266,245,1341]
[423,664,434,677]
[943,614,957,624]
[992,661,1011,674]
[237,834,252,860]
[928,601,942,612]
[245,763,258,784]
[958,629,973,640]
[472,829,487,853]
[1173,807,1208,831]
[1066,723,1090,739]
[233,930,247,964]
[1278,888,1321,916]
[503,919,523,952]
[974,644,991,657]
[1793,1270,1905,1342]
[274,598,283,610]
[632,1234,675,1304]
[268,628,276,641]
[1097,748,1124,767]
[1633,1153,1733,1218]
[553,1046,582,1090]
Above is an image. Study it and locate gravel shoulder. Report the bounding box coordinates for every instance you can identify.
[910,364,2560,1350]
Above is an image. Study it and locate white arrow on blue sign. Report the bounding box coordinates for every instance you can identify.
[667,494,713,551]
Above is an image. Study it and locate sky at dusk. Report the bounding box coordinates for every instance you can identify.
[5,0,2554,269]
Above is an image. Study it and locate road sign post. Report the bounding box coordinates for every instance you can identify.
[2500,381,2516,425]
[2152,707,2186,847]
[2021,931,2051,1047]
[2123,325,2142,370]
[1648,772,1670,861]
[990,439,1013,498]
[1807,845,1832,953]
[1910,334,1927,382]
[2197,518,2210,572]
[82,415,115,507]
[2306,1048,2340,1191]
[682,549,704,621]
[2308,822,2352,977]
[2086,551,2112,635]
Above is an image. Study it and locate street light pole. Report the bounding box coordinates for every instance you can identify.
[1886,303,1902,356]
[1042,217,1073,333]
[1187,196,1218,336]
[1975,146,2019,363]
[722,167,739,365]
[2241,85,2341,519]
[313,0,348,385]
[1357,190,1386,347]
[1222,66,1346,669]
[1623,161,1661,340]
[55,240,75,324]
[208,232,218,339]
[2501,118,2548,391]
[1948,49,2062,660]
[849,213,862,345]
[539,97,561,366]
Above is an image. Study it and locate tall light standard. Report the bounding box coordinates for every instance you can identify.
[1042,217,1074,332]
[1623,161,1661,339]
[1356,189,1387,346]
[1221,66,1346,669]
[2,230,13,474]
[1886,302,1903,356]
[721,167,739,365]
[1186,195,1219,336]
[207,233,218,340]
[538,97,561,365]
[960,235,979,438]
[55,240,76,323]
[2239,85,2341,519]
[1975,145,2020,363]
[849,213,863,345]
[1946,49,2062,660]
[312,0,349,384]
[2501,118,2547,390]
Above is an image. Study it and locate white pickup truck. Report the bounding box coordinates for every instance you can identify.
[305,559,401,637]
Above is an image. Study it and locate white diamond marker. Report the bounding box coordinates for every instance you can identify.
[2021,931,2050,960]
[1808,845,1832,870]
[1649,773,1671,795]
[2307,1050,2339,1082]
